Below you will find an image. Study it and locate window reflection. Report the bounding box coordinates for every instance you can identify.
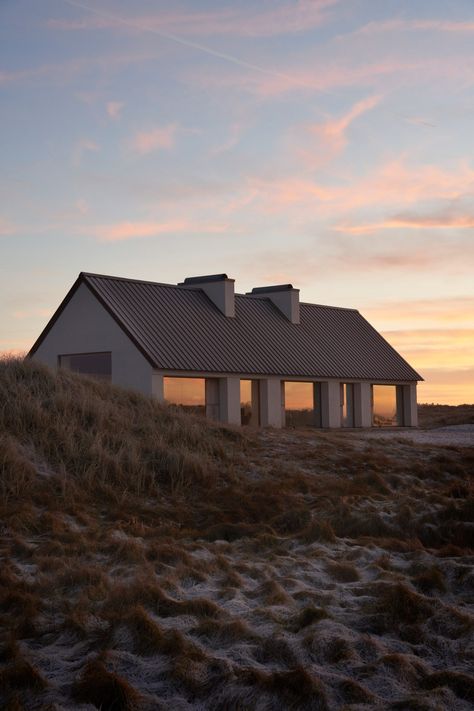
[341,383,354,427]
[164,377,205,415]
[285,381,314,427]
[240,379,252,424]
[59,352,111,381]
[372,385,398,426]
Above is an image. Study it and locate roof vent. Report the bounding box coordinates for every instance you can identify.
[249,284,300,324]
[179,273,235,317]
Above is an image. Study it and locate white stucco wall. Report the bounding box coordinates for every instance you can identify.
[32,283,154,396]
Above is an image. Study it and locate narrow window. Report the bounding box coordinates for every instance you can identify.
[240,379,260,425]
[59,352,112,381]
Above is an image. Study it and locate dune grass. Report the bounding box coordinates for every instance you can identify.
[0,357,473,709]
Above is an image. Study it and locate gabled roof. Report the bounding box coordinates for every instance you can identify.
[30,272,422,381]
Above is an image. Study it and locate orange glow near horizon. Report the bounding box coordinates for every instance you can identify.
[372,385,397,426]
[285,381,314,411]
[163,377,205,406]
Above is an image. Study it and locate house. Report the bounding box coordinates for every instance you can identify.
[29,272,422,428]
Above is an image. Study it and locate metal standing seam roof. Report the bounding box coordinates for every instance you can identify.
[42,272,422,382]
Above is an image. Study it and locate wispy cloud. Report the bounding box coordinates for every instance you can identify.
[106,101,124,119]
[130,124,177,155]
[50,1,338,38]
[89,220,228,242]
[348,18,474,38]
[335,206,474,233]
[0,50,162,87]
[299,95,381,164]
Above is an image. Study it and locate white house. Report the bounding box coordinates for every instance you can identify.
[29,272,422,428]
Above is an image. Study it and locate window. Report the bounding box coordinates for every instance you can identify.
[163,377,206,415]
[240,379,252,425]
[59,352,111,381]
[240,379,260,425]
[372,385,398,426]
[285,381,315,427]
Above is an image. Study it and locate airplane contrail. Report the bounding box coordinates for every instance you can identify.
[58,0,312,88]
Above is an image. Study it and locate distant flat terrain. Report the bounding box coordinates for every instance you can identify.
[418,403,474,429]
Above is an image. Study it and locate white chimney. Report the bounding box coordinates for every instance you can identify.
[249,284,300,324]
[179,273,235,317]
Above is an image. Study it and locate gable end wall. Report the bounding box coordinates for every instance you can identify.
[32,283,154,396]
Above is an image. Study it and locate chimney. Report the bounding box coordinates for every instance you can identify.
[248,284,300,324]
[179,273,235,317]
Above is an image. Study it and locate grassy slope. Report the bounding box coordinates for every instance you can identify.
[0,359,473,710]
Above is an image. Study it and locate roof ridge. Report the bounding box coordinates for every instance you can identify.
[81,272,200,290]
[299,301,358,312]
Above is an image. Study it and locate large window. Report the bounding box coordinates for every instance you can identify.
[285,381,315,427]
[59,352,111,381]
[372,385,398,426]
[163,377,205,415]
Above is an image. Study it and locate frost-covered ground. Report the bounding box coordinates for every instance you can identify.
[359,424,474,447]
[1,425,473,710]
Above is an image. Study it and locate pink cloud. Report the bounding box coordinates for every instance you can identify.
[334,209,474,234]
[90,220,228,242]
[299,95,381,164]
[48,1,338,38]
[130,124,177,155]
[0,50,163,87]
[348,18,474,38]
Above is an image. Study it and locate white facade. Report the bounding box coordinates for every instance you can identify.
[33,283,155,396]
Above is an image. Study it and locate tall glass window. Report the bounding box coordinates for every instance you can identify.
[372,385,398,426]
[163,377,206,415]
[240,379,252,425]
[284,381,314,427]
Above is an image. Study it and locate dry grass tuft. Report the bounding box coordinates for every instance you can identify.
[374,582,434,627]
[291,606,329,631]
[326,560,360,582]
[302,519,336,543]
[422,670,474,703]
[412,565,447,594]
[0,658,47,693]
[72,658,142,710]
[339,677,376,704]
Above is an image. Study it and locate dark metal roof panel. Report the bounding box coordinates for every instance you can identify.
[83,274,422,381]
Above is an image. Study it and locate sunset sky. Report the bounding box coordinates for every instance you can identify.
[1,0,473,404]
